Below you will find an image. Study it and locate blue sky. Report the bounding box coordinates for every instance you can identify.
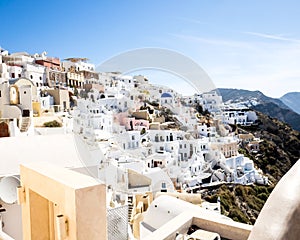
[1,0,300,97]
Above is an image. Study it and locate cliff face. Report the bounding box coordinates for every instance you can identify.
[203,111,300,224]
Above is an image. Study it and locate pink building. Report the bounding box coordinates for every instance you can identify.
[120,116,150,131]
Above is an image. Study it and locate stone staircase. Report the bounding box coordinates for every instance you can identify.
[20,117,31,132]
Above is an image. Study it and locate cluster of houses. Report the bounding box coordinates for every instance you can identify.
[0,48,268,239]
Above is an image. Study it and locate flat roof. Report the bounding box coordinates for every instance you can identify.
[0,134,100,176]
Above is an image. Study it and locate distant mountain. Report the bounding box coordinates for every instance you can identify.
[217,88,300,132]
[280,92,300,115]
[217,88,289,109]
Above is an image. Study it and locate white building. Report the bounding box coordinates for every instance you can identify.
[0,78,37,136]
[118,130,141,150]
[62,59,95,72]
[22,63,46,87]
[160,92,174,107]
[224,154,267,185]
[73,98,113,137]
[222,109,258,125]
[198,91,223,114]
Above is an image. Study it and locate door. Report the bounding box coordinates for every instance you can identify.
[22,109,30,117]
[0,122,9,137]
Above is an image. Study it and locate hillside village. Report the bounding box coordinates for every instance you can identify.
[0,48,270,239]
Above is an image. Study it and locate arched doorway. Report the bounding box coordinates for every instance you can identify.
[10,86,19,105]
[0,122,9,137]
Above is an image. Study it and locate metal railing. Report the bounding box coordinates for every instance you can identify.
[107,205,128,240]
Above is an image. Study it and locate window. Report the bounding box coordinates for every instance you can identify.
[161,182,166,188]
[0,90,1,97]
[24,91,26,94]
[30,75,33,79]
[132,136,135,141]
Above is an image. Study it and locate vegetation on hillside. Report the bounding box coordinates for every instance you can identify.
[253,102,300,132]
[203,111,300,224]
[203,184,274,224]
[240,111,300,181]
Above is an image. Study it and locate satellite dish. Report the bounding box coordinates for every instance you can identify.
[0,176,20,204]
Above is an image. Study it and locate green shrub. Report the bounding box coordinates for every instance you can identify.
[43,120,61,128]
[228,208,248,223]
[247,196,264,211]
[257,193,269,201]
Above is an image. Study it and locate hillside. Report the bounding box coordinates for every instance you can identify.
[240,111,300,180]
[252,102,300,132]
[280,92,300,115]
[217,88,300,132]
[217,88,289,109]
[203,111,300,224]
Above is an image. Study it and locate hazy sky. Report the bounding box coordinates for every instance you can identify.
[1,0,300,97]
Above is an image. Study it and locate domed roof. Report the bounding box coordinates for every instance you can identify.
[161,93,172,98]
